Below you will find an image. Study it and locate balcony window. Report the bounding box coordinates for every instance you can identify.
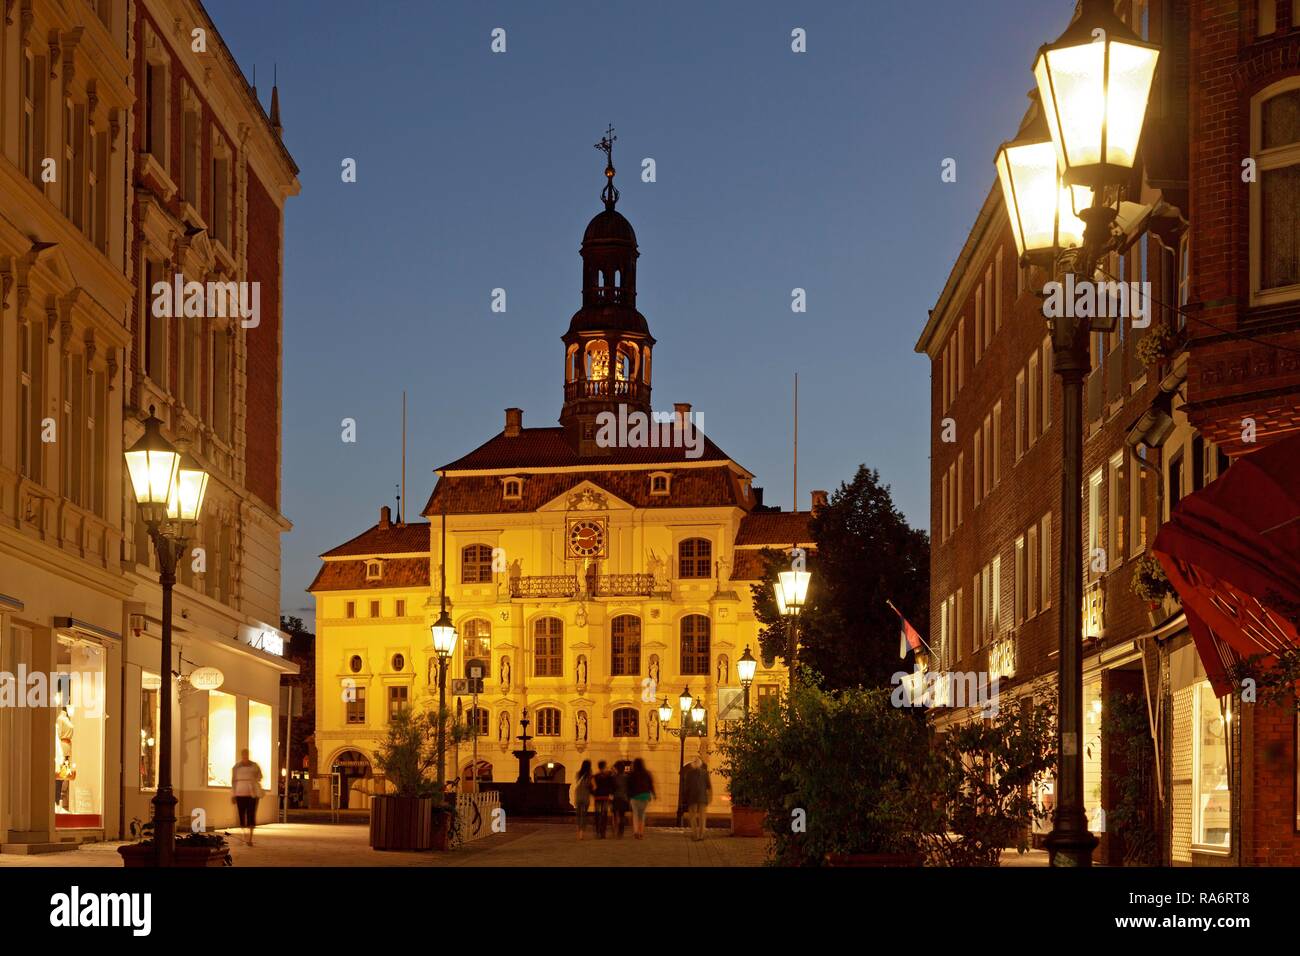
[678,538,712,579]
[533,617,563,677]
[612,708,639,738]
[462,544,494,583]
[610,615,641,676]
[680,615,711,676]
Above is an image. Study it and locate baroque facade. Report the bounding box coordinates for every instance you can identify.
[311,149,806,816]
[0,0,297,851]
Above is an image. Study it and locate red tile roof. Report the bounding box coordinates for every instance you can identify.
[437,426,731,472]
[321,521,430,557]
[422,467,747,515]
[308,557,430,593]
[735,512,814,546]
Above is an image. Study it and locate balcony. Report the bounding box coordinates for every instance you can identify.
[563,379,650,403]
[508,573,661,600]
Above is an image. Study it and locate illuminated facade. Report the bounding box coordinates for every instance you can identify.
[0,0,297,851]
[311,150,805,816]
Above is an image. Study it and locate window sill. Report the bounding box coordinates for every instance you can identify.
[138,151,177,201]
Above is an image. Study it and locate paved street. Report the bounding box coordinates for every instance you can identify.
[0,821,773,868]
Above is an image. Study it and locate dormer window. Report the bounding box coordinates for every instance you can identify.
[649,472,671,497]
[365,560,382,581]
[503,477,523,501]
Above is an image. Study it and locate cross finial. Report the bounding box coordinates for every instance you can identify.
[594,124,619,210]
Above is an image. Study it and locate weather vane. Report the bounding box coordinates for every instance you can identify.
[595,124,619,209]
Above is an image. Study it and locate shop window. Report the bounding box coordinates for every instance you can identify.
[140,672,160,791]
[248,700,273,783]
[534,707,561,736]
[1192,682,1231,851]
[1083,682,1103,833]
[533,617,563,677]
[206,690,237,787]
[678,538,712,579]
[680,615,711,676]
[346,686,367,725]
[612,707,639,738]
[387,686,409,722]
[54,634,106,828]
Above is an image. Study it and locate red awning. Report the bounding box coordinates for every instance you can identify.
[1152,430,1300,694]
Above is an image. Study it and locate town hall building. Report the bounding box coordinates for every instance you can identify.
[310,139,811,816]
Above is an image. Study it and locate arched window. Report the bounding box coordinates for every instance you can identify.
[610,615,641,676]
[613,707,639,738]
[461,544,494,583]
[534,707,562,736]
[534,617,563,677]
[680,615,711,676]
[585,341,610,380]
[678,538,712,579]
[466,707,489,737]
[462,618,491,665]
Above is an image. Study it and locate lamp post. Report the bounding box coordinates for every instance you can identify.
[665,688,699,826]
[737,645,757,720]
[995,0,1158,868]
[431,469,458,796]
[773,565,810,711]
[124,408,208,867]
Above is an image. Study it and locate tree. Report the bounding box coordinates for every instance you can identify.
[750,465,929,691]
[280,615,315,776]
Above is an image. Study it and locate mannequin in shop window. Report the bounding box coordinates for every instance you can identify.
[55,706,75,812]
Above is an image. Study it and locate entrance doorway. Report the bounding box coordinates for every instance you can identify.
[329,750,372,809]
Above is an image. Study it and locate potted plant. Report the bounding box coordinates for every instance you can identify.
[1136,323,1178,368]
[370,706,453,851]
[118,820,232,867]
[718,705,785,839]
[1131,556,1178,626]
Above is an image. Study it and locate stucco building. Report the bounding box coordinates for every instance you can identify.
[311,148,805,816]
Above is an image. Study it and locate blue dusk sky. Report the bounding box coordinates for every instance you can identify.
[204,0,1073,622]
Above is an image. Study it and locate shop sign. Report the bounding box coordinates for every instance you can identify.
[189,667,225,691]
[245,627,285,657]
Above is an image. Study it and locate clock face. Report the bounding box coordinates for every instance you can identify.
[569,520,606,558]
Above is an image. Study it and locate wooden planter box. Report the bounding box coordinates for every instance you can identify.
[370,795,438,851]
[118,843,230,867]
[730,805,766,838]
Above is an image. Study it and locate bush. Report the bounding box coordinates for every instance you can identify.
[373,704,448,798]
[921,697,1056,867]
[1130,556,1173,604]
[720,683,934,865]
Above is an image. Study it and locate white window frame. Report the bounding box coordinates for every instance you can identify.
[1250,77,1300,306]
[1108,452,1124,567]
[1015,370,1026,460]
[1015,536,1026,625]
[1191,682,1232,854]
[1040,512,1052,610]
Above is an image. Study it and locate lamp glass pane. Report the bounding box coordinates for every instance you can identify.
[997,150,1028,258]
[1041,43,1107,169]
[737,656,757,684]
[1105,41,1159,170]
[774,586,789,616]
[679,693,692,713]
[692,704,705,723]
[778,570,810,608]
[124,449,155,504]
[167,465,208,522]
[431,624,458,656]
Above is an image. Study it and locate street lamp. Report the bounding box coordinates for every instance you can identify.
[996,0,1158,868]
[124,407,207,867]
[773,566,810,705]
[668,687,699,826]
[737,645,757,719]
[432,470,457,797]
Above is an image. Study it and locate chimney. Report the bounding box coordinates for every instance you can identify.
[752,486,764,508]
[504,407,523,437]
[674,402,692,430]
[811,490,828,513]
[379,505,392,529]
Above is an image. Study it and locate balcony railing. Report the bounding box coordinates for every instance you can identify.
[508,573,662,600]
[563,379,649,403]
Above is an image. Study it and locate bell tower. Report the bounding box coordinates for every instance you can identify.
[560,127,655,455]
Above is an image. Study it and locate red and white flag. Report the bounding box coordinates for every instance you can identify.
[886,600,925,659]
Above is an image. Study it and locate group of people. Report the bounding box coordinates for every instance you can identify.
[573,756,712,841]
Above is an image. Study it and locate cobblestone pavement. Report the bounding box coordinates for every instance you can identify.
[0,821,773,867]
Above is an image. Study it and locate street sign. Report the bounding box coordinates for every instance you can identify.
[717,686,744,721]
[451,678,469,696]
[466,662,484,680]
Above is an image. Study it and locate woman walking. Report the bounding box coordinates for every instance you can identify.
[627,757,655,840]
[230,749,264,846]
[573,759,595,840]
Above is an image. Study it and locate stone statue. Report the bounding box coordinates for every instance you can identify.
[648,710,659,741]
[576,655,588,688]
[576,711,588,742]
[498,711,511,742]
[499,655,511,689]
[717,654,729,685]
[648,655,660,685]
[648,551,667,588]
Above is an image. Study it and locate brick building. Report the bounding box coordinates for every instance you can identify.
[0,0,298,851]
[918,0,1300,867]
